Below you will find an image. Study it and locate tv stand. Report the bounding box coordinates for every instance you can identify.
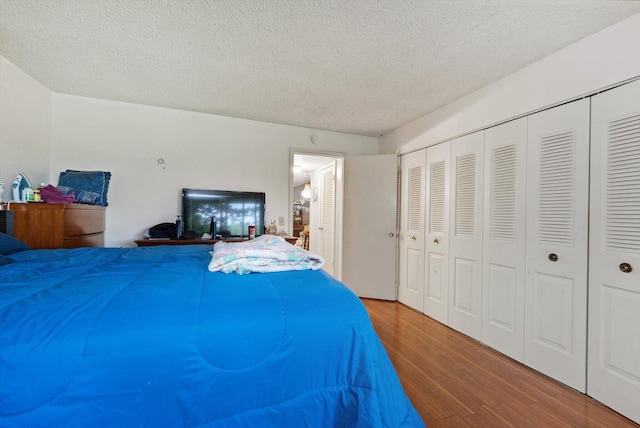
[134,236,298,247]
[135,239,218,247]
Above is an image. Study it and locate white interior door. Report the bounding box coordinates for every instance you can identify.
[524,99,589,392]
[424,142,450,324]
[342,154,397,300]
[482,117,527,362]
[398,149,426,312]
[448,131,484,340]
[588,79,640,424]
[320,162,336,276]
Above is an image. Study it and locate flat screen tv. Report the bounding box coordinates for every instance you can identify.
[182,188,265,239]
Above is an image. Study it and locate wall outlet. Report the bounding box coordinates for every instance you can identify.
[279,216,285,226]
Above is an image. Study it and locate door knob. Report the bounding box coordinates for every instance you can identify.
[620,262,633,273]
[389,232,395,238]
[548,253,558,262]
[411,236,416,241]
[433,239,439,245]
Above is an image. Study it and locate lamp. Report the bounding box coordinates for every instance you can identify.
[301,172,311,199]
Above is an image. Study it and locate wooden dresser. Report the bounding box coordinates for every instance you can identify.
[4,203,105,249]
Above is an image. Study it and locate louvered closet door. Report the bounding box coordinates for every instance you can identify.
[424,142,450,324]
[320,162,336,277]
[448,131,484,340]
[525,99,589,393]
[588,79,640,424]
[398,149,426,312]
[482,118,527,362]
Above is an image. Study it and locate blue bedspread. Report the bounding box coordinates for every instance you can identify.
[0,246,423,427]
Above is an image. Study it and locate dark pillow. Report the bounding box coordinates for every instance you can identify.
[58,170,111,206]
[0,233,30,255]
[0,254,16,266]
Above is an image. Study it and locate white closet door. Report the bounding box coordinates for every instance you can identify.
[424,142,450,324]
[320,162,336,276]
[588,79,640,424]
[448,131,484,340]
[398,149,426,312]
[482,118,527,362]
[524,99,589,392]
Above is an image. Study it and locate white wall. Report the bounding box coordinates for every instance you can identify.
[51,94,378,247]
[380,13,640,155]
[0,55,51,194]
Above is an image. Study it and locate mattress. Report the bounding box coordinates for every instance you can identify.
[0,245,423,427]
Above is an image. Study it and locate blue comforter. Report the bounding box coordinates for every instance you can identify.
[0,245,423,427]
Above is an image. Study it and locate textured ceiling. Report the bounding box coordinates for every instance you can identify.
[1,1,639,137]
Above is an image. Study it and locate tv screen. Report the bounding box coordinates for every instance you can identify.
[182,188,265,239]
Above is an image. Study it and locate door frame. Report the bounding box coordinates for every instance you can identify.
[290,148,345,280]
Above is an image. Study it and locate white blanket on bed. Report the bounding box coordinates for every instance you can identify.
[208,235,324,274]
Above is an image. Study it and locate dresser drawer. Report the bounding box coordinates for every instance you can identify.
[63,205,105,237]
[63,233,105,249]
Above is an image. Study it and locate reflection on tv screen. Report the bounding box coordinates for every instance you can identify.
[182,189,265,238]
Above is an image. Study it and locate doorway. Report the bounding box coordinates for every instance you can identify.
[291,150,343,280]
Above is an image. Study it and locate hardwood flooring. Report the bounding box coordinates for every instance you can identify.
[361,298,639,428]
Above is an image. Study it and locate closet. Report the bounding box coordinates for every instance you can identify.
[448,131,484,341]
[524,99,590,392]
[587,79,640,423]
[482,117,528,363]
[398,150,426,312]
[424,142,450,324]
[398,79,640,423]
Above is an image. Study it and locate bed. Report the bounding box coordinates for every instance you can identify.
[0,236,423,427]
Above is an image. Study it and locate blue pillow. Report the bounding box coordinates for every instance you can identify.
[0,233,30,255]
[58,170,111,206]
[0,254,16,266]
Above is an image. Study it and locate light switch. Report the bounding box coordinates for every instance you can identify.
[279,216,285,226]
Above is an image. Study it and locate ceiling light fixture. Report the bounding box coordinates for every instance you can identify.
[301,172,311,199]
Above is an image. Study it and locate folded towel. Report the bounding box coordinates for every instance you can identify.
[208,235,324,274]
[40,185,77,204]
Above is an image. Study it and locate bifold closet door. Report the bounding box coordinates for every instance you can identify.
[398,149,426,312]
[448,131,484,340]
[424,142,450,324]
[588,79,640,424]
[482,118,527,362]
[320,162,336,277]
[524,99,589,393]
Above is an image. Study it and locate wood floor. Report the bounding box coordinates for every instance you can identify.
[361,298,639,428]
